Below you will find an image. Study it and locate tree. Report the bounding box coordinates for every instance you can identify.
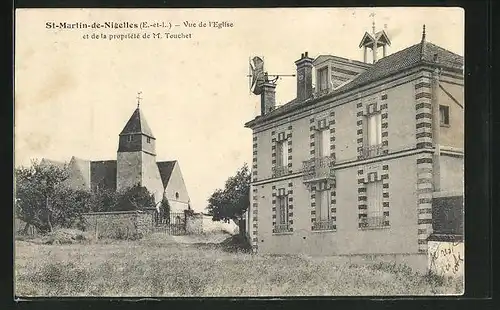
[114,184,155,211]
[206,164,250,223]
[91,187,118,212]
[159,198,170,223]
[15,159,92,233]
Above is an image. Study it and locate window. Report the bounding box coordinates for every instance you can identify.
[367,112,382,147]
[277,140,288,168]
[316,128,330,157]
[440,105,450,126]
[365,177,384,228]
[175,192,179,199]
[317,190,330,221]
[147,137,151,143]
[127,135,133,142]
[278,195,289,225]
[318,67,329,91]
[274,190,290,233]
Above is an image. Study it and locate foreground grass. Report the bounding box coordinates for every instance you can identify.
[15,235,463,297]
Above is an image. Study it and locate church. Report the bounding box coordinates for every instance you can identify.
[41,103,191,213]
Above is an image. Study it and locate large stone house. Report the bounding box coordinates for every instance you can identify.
[41,105,191,213]
[244,25,464,270]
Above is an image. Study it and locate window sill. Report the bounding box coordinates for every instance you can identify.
[359,226,390,231]
[440,124,450,128]
[272,231,293,235]
[311,229,336,233]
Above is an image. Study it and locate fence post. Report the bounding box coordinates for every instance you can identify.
[95,217,99,240]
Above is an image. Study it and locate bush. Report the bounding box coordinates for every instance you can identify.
[41,229,94,245]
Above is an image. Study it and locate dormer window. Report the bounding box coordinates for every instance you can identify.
[318,67,329,91]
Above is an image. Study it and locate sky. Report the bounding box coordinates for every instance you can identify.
[14,8,464,212]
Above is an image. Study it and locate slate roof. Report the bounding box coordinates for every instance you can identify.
[120,107,155,138]
[157,161,176,188]
[90,160,117,191]
[245,39,464,128]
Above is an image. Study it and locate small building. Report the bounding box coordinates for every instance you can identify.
[41,104,191,213]
[243,25,464,271]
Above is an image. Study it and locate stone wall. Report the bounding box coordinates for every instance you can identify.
[186,213,203,234]
[82,210,155,239]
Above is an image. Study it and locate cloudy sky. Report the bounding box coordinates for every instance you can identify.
[15,8,464,212]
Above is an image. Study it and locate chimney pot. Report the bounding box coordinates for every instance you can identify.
[301,53,304,58]
[305,51,308,57]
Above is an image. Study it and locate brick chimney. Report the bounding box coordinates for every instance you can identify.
[260,81,276,115]
[295,51,314,101]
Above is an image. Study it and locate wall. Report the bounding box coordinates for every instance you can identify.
[439,155,464,193]
[387,81,417,152]
[164,162,190,212]
[438,76,464,149]
[116,152,142,192]
[256,154,420,257]
[82,211,154,239]
[141,152,164,204]
[186,213,203,234]
[66,157,91,190]
[335,101,358,162]
[428,240,464,279]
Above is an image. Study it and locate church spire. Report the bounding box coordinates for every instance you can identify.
[421,24,426,42]
[136,91,142,108]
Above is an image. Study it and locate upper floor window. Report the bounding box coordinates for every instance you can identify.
[147,137,151,143]
[316,119,330,157]
[362,103,383,158]
[440,105,450,126]
[318,67,329,91]
[276,132,289,169]
[367,110,382,147]
[127,135,133,142]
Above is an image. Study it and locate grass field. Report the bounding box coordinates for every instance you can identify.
[15,232,463,297]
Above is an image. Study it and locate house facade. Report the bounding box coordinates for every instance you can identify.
[244,26,464,268]
[41,105,191,213]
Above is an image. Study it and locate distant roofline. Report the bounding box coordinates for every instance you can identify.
[314,54,372,68]
[245,41,463,129]
[245,62,461,129]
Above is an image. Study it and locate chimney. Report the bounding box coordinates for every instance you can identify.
[260,81,276,115]
[295,51,314,101]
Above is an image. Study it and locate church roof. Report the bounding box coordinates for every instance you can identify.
[120,107,155,138]
[157,161,176,188]
[90,160,117,191]
[245,38,463,128]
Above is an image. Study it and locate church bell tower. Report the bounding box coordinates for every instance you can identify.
[116,93,164,203]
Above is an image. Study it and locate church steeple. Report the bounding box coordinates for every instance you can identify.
[118,95,156,155]
[116,93,163,197]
